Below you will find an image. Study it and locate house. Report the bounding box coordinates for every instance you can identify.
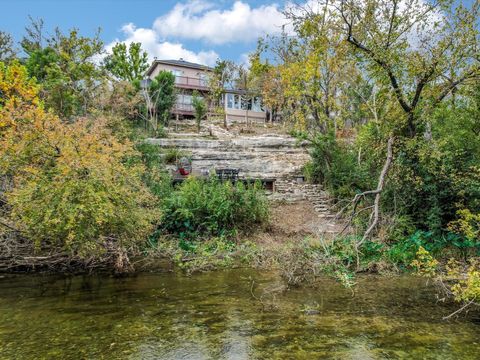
[145,58,267,123]
[145,58,212,118]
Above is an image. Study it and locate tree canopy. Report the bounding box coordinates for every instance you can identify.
[104,42,149,82]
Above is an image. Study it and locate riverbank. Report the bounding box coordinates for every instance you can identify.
[0,197,339,274]
[0,199,473,281]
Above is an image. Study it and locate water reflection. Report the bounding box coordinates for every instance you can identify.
[0,271,478,359]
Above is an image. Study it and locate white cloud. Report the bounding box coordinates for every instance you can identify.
[106,23,219,66]
[153,0,289,45]
[104,1,291,66]
[105,0,444,68]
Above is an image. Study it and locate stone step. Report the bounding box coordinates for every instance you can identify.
[318,213,336,218]
[310,200,330,205]
[307,196,328,200]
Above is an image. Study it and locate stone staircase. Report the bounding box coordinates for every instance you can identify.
[274,179,336,219]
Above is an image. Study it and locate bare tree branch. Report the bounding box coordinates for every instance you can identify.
[358,136,394,246]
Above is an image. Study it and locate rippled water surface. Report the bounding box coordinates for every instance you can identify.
[0,270,478,359]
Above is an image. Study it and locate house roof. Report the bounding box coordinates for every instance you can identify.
[146,59,213,76]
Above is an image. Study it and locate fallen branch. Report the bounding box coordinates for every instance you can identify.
[442,300,477,320]
[336,137,394,247]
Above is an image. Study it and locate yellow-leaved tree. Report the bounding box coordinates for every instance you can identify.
[0,61,159,270]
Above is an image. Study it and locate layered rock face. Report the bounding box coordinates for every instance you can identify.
[146,134,310,180]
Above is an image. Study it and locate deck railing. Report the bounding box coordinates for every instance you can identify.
[175,76,208,89]
[175,102,194,112]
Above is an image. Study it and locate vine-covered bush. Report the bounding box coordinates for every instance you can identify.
[160,177,269,239]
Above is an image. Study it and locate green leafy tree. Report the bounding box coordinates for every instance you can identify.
[248,44,274,122]
[258,14,354,133]
[23,26,106,120]
[192,90,207,132]
[25,47,59,82]
[141,70,176,135]
[104,42,149,82]
[283,0,480,244]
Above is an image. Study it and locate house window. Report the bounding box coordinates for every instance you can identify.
[226,93,234,109]
[234,94,241,109]
[252,96,262,112]
[227,93,254,110]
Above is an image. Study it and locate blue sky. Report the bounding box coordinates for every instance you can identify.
[0,0,475,66]
[0,0,290,65]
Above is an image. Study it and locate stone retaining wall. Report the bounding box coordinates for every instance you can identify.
[147,135,310,180]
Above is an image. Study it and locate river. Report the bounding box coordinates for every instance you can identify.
[0,270,478,359]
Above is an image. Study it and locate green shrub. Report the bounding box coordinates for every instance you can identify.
[160,177,269,240]
[132,142,172,198]
[387,230,480,265]
[302,161,315,183]
[308,132,373,199]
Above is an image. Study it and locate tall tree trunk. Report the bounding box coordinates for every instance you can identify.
[407,112,417,138]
